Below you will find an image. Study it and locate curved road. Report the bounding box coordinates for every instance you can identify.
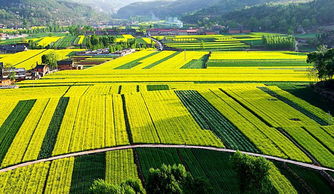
[1,144,334,173]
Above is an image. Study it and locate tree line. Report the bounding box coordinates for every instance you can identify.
[85,35,153,52]
[262,35,296,50]
[89,152,274,194]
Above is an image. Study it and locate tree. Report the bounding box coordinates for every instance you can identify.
[41,52,58,69]
[232,151,272,193]
[147,164,212,194]
[90,179,144,194]
[307,47,334,81]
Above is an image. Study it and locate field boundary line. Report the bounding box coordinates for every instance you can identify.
[1,144,334,173]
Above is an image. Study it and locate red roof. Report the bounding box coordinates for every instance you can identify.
[148,29,199,32]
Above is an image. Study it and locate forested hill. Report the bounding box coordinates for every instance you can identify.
[116,0,298,19]
[0,0,107,26]
[182,0,333,33]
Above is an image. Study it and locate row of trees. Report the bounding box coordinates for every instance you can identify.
[262,35,296,50]
[86,35,153,51]
[89,152,273,194]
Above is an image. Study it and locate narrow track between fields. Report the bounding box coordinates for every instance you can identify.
[1,144,334,173]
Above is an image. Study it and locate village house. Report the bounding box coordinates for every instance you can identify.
[0,79,12,86]
[57,60,83,70]
[34,65,49,77]
[2,68,26,81]
[228,28,251,34]
[0,44,28,53]
[147,28,201,36]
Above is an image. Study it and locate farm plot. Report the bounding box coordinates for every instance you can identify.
[200,89,311,162]
[52,94,129,156]
[127,91,224,146]
[175,90,258,152]
[151,51,208,69]
[105,149,140,185]
[37,37,63,47]
[52,36,77,48]
[223,86,334,167]
[207,51,309,67]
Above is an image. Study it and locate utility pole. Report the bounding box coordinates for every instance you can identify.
[0,62,3,80]
[184,49,186,61]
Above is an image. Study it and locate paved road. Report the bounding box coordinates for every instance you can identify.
[1,144,334,173]
[149,37,164,50]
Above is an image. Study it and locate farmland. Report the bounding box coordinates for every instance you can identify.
[0,49,83,69]
[0,32,333,193]
[0,148,332,193]
[158,33,283,51]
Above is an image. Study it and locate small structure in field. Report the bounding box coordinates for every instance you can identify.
[0,43,28,53]
[0,79,12,86]
[35,65,49,77]
[57,60,83,70]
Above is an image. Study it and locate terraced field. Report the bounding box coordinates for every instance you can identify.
[0,49,84,69]
[0,49,333,193]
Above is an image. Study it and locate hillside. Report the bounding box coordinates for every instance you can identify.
[182,0,312,23]
[186,0,333,33]
[0,0,107,26]
[117,0,222,19]
[116,0,289,19]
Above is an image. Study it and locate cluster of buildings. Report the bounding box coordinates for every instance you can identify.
[147,26,252,36]
[147,28,201,36]
[77,48,135,57]
[0,43,28,54]
[85,29,143,36]
[0,59,82,88]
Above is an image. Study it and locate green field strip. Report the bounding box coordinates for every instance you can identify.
[207,60,308,67]
[281,126,334,168]
[115,52,159,69]
[143,52,180,69]
[70,153,106,193]
[258,87,330,125]
[53,36,76,48]
[273,84,334,117]
[0,100,36,164]
[181,54,209,69]
[175,90,259,152]
[146,85,169,91]
[38,97,69,159]
[276,162,334,194]
[105,149,140,185]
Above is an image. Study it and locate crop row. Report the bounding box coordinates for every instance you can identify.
[52,95,129,156]
[52,36,77,48]
[175,90,257,152]
[225,86,334,167]
[106,149,139,185]
[202,89,310,162]
[0,100,36,165]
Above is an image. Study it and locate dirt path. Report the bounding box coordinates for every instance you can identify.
[1,144,334,173]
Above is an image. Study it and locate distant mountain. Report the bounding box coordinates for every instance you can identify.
[0,0,107,26]
[70,0,154,14]
[117,0,220,19]
[117,0,310,19]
